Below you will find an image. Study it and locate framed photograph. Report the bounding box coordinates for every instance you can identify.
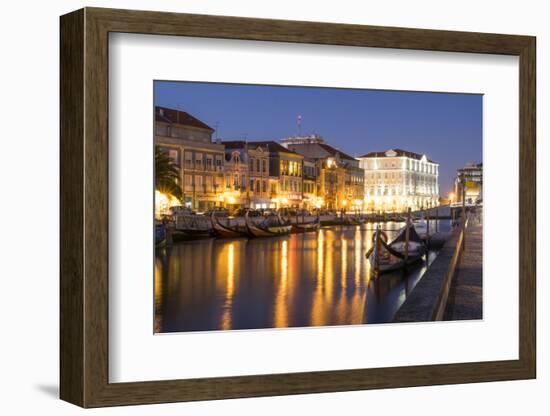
[60,7,536,408]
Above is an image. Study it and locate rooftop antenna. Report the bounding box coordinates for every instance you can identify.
[213,121,220,140]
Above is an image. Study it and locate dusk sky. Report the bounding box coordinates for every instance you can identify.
[154,81,482,195]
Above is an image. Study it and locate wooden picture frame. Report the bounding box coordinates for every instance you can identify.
[60,7,536,408]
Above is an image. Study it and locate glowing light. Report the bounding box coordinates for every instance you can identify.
[155,190,179,219]
[227,196,236,204]
[314,197,324,209]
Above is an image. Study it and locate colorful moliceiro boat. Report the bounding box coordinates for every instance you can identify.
[366,223,426,273]
[292,216,320,233]
[245,211,292,238]
[210,214,248,238]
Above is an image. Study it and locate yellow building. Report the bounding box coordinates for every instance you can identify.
[302,159,321,209]
[247,144,271,208]
[221,141,270,209]
[319,156,346,210]
[281,135,364,211]
[358,149,439,212]
[251,141,304,209]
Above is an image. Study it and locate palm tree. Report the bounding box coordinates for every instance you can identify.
[155,146,183,202]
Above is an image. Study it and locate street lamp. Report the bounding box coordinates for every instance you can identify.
[449,192,455,205]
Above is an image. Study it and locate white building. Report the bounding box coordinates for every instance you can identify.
[357,149,439,212]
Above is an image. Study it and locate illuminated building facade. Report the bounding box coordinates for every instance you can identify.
[281,135,364,211]
[302,159,321,209]
[155,107,439,215]
[454,162,482,206]
[247,144,271,209]
[222,143,249,209]
[155,106,225,212]
[251,141,304,208]
[221,141,270,209]
[358,149,439,212]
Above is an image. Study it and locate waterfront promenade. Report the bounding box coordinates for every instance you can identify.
[444,217,483,320]
[392,209,482,323]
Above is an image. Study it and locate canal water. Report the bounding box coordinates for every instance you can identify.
[155,220,451,333]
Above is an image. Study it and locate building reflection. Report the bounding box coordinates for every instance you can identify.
[274,240,289,328]
[311,230,326,326]
[220,243,235,330]
[154,260,163,333]
[154,222,448,332]
[354,227,362,288]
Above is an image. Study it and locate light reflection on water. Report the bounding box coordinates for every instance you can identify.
[155,221,450,333]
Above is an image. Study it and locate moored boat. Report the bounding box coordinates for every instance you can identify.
[245,211,292,238]
[366,222,426,273]
[173,214,213,240]
[155,223,167,248]
[291,216,320,233]
[210,213,248,238]
[348,216,366,225]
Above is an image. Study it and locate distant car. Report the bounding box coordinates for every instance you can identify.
[248,210,263,217]
[231,208,245,217]
[232,208,262,217]
[169,206,195,216]
[205,208,229,217]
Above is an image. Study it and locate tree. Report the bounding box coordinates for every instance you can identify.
[155,146,183,202]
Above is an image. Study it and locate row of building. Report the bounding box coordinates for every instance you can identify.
[154,106,443,215]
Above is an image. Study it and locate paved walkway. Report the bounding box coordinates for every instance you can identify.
[444,216,483,320]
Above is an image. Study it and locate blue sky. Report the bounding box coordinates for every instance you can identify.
[154,81,482,195]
